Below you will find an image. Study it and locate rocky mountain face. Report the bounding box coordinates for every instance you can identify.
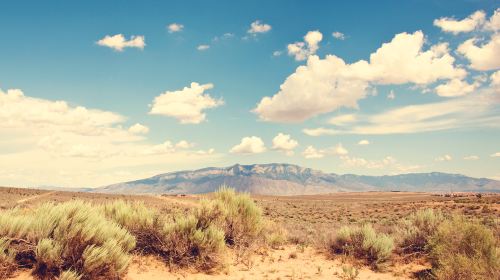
[96,163,500,195]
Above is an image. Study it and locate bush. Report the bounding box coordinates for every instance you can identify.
[0,200,135,280]
[329,224,394,266]
[101,200,160,253]
[159,214,226,271]
[428,216,500,280]
[0,238,16,279]
[211,186,263,247]
[262,221,288,249]
[397,209,444,254]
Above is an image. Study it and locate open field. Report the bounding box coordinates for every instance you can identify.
[1,187,499,280]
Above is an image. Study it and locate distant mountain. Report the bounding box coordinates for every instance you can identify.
[95,163,500,195]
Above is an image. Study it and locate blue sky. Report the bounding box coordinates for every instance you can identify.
[0,0,499,188]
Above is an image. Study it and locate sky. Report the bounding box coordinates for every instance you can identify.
[0,0,499,188]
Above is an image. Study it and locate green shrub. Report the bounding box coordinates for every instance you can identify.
[212,186,263,247]
[101,200,160,253]
[428,216,500,280]
[0,238,16,279]
[0,200,135,280]
[263,221,288,249]
[329,224,394,267]
[159,214,226,271]
[397,209,444,254]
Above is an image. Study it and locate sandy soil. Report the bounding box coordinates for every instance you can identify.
[8,246,425,280]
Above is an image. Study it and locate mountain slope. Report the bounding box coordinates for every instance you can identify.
[96,163,500,195]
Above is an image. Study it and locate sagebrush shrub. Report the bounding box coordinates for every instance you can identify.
[212,186,263,247]
[397,209,444,254]
[428,216,500,280]
[58,270,82,280]
[0,200,135,280]
[329,224,394,266]
[160,214,226,271]
[262,221,288,249]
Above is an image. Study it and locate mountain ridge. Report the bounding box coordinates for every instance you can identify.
[95,163,500,195]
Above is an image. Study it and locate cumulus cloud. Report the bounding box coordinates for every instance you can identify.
[230,136,266,154]
[149,82,223,124]
[273,51,283,57]
[287,30,323,61]
[340,155,397,169]
[457,34,500,71]
[491,152,500,157]
[197,45,210,51]
[247,20,271,34]
[435,154,452,162]
[332,31,345,40]
[167,23,184,33]
[128,123,149,134]
[464,155,479,160]
[96,34,145,51]
[358,140,370,145]
[302,146,324,159]
[435,79,479,97]
[272,133,298,156]
[484,8,500,31]
[254,31,466,122]
[433,10,486,34]
[0,87,218,187]
[302,127,337,137]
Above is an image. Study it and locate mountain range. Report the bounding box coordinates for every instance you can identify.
[95,163,500,195]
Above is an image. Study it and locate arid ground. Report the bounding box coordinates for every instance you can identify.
[2,187,499,280]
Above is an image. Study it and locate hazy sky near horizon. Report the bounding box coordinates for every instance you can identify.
[1,0,499,188]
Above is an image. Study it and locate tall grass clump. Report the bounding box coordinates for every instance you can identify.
[159,214,226,271]
[58,270,82,280]
[0,200,135,280]
[101,200,160,253]
[397,209,444,254]
[210,186,263,247]
[329,224,394,267]
[427,216,500,280]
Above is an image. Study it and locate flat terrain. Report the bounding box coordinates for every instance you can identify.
[1,187,499,279]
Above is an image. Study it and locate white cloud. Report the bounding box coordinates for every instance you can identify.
[328,114,357,126]
[433,10,486,34]
[96,34,145,51]
[464,155,479,160]
[230,136,266,154]
[149,82,223,124]
[167,23,184,33]
[332,31,345,40]
[197,45,210,51]
[387,90,395,100]
[254,31,466,122]
[340,155,397,169]
[491,70,500,91]
[128,123,149,134]
[302,146,324,159]
[302,127,337,136]
[272,133,298,156]
[0,87,218,187]
[273,51,282,56]
[457,34,500,71]
[287,30,323,61]
[491,152,500,157]
[175,140,195,149]
[358,140,370,145]
[288,31,323,60]
[331,143,349,155]
[485,8,500,31]
[248,20,271,34]
[435,154,452,162]
[435,79,479,97]
[302,90,500,135]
